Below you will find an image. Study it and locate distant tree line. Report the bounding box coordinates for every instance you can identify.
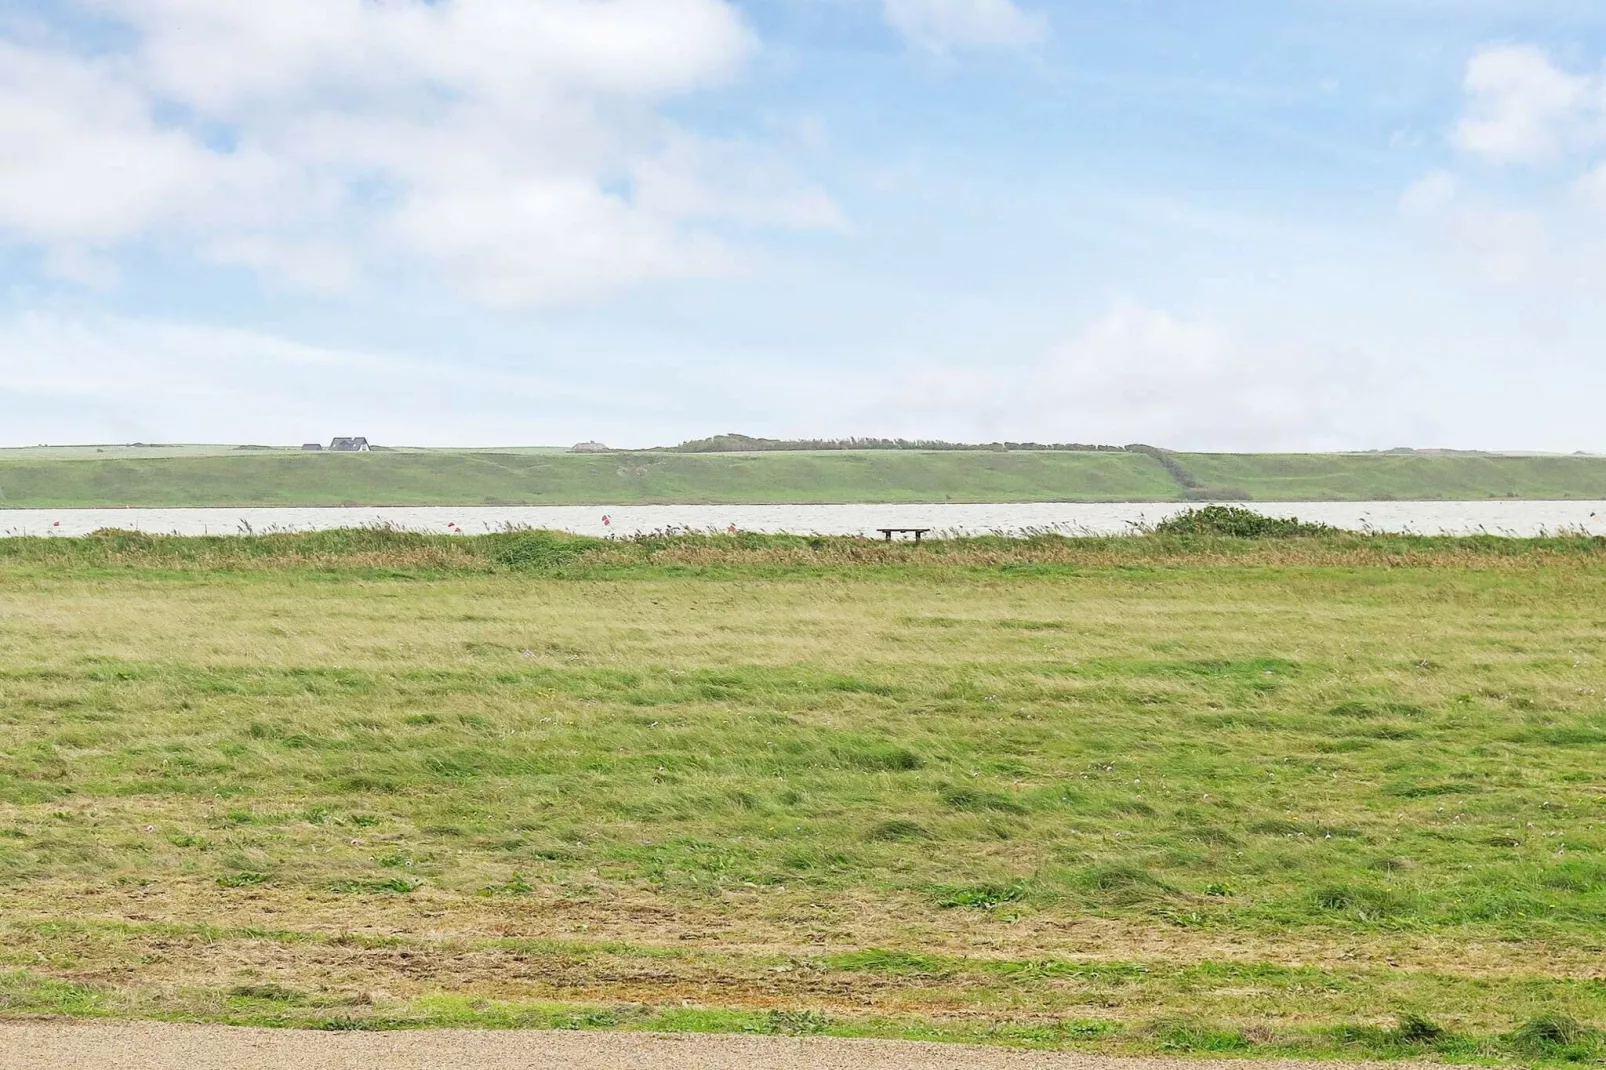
[663,433,1129,453]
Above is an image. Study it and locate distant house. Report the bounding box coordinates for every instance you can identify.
[301,443,323,451]
[329,437,371,452]
[570,441,611,454]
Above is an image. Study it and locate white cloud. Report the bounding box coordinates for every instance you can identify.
[1027,303,1361,448]
[1406,45,1606,290]
[762,301,1373,450]
[882,0,1046,52]
[1454,44,1598,162]
[0,310,682,446]
[1576,163,1606,215]
[1399,174,1550,285]
[0,1,841,306]
[0,43,237,245]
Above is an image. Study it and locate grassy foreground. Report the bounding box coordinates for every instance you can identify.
[4,447,1606,506]
[2,528,1606,1062]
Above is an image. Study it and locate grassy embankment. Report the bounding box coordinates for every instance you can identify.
[0,450,1175,507]
[4,448,1606,506]
[1,527,1606,1062]
[1174,453,1606,502]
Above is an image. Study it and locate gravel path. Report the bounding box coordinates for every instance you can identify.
[0,1022,1428,1070]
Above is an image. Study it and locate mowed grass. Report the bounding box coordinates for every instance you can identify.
[1,530,1606,1060]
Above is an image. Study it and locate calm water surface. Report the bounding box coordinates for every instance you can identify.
[2,501,1605,538]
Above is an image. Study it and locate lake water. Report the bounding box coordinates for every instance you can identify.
[2,501,1605,538]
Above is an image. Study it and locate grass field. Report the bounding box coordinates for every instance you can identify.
[4,448,1606,507]
[1175,453,1606,503]
[0,449,1178,507]
[2,528,1606,1061]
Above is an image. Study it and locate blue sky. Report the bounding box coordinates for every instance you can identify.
[3,0,1606,450]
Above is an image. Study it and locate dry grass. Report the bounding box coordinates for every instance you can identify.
[1,531,1605,1059]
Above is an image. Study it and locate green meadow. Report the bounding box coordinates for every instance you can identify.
[3,447,1606,506]
[1,527,1605,1061]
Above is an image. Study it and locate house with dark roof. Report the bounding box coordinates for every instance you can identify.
[329,437,370,452]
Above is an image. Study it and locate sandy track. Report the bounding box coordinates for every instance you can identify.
[0,1022,1432,1070]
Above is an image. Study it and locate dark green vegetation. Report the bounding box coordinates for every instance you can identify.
[666,433,1123,453]
[2,529,1606,1061]
[3,446,1606,506]
[1151,505,1339,538]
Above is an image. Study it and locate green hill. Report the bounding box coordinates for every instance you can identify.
[1174,452,1606,501]
[0,449,1176,507]
[0,447,1603,507]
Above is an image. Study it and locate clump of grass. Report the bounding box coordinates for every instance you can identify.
[489,532,596,572]
[937,784,1027,814]
[1390,1014,1445,1044]
[479,873,535,897]
[865,819,929,842]
[1508,1014,1602,1059]
[326,876,420,895]
[1312,884,1410,921]
[762,1009,831,1035]
[227,984,308,1004]
[836,743,923,772]
[1150,1018,1252,1052]
[934,881,1030,909]
[216,872,269,888]
[1079,863,1176,905]
[1326,699,1426,718]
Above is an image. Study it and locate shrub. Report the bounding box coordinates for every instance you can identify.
[1153,506,1338,538]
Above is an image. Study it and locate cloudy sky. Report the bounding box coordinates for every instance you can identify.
[3,0,1606,450]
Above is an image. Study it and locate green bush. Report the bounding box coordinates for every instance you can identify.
[1153,506,1338,538]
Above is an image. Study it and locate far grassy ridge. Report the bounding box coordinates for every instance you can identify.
[1175,451,1606,502]
[0,449,1176,507]
[4,447,1606,506]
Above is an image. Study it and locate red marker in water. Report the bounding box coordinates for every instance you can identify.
[53,521,60,527]
[602,515,611,527]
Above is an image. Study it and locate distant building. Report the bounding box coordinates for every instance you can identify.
[570,441,611,454]
[301,443,323,451]
[329,437,371,452]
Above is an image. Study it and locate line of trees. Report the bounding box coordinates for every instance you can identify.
[665,433,1128,454]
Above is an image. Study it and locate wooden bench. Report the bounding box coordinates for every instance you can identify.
[878,528,932,543]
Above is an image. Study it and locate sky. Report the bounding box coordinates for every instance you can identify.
[3,1,1606,451]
